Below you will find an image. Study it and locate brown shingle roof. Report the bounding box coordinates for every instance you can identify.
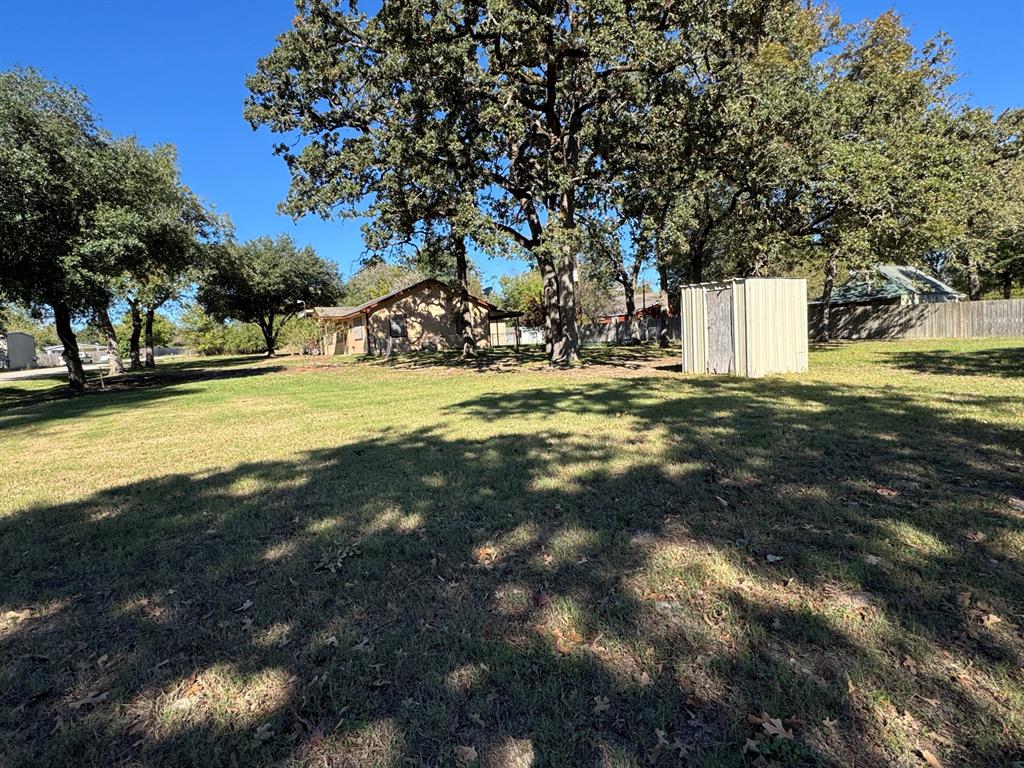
[309,306,357,319]
[311,278,498,321]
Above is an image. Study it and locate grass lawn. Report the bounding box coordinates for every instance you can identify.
[1,338,1022,767]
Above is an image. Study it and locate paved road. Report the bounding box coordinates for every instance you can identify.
[0,364,101,382]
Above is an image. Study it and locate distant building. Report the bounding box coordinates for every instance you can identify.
[39,343,108,367]
[601,286,664,322]
[812,265,963,308]
[308,278,522,355]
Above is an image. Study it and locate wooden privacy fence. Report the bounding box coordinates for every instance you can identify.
[580,316,680,344]
[811,298,1024,340]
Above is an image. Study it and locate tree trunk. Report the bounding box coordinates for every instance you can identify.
[454,237,477,357]
[657,263,671,348]
[815,249,839,342]
[621,280,637,342]
[53,302,87,390]
[966,253,982,301]
[143,308,156,368]
[688,230,707,284]
[550,256,580,364]
[1002,269,1013,300]
[538,256,559,358]
[128,301,143,370]
[95,304,126,375]
[261,316,276,357]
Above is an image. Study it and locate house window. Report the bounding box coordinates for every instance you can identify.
[390,313,407,338]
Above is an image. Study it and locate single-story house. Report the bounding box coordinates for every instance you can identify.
[581,286,676,344]
[597,286,665,323]
[811,264,963,308]
[39,342,109,367]
[308,278,522,355]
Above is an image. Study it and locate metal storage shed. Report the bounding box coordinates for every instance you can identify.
[1,332,35,370]
[680,278,808,377]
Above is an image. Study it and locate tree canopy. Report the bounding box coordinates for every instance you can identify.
[0,67,227,384]
[247,1,1024,347]
[247,0,809,362]
[197,235,342,356]
[0,68,114,386]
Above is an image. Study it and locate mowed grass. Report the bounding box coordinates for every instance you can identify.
[1,339,1022,767]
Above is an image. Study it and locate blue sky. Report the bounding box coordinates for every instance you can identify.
[2,0,1022,288]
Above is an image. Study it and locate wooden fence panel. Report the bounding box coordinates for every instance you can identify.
[580,317,680,344]
[811,298,1024,340]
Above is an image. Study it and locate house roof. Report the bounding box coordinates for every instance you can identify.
[309,278,499,321]
[602,286,663,317]
[309,306,357,319]
[814,265,963,305]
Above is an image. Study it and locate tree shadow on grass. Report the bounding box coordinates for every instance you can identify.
[366,346,548,373]
[886,344,1024,378]
[1,377,1022,766]
[0,361,285,430]
[366,344,681,376]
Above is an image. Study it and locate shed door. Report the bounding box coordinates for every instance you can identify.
[706,287,734,374]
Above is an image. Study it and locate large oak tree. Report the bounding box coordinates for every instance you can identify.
[245,0,795,363]
[197,235,342,357]
[0,69,114,388]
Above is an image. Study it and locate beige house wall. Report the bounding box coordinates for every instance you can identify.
[365,281,490,355]
[320,281,492,356]
[346,315,366,354]
[319,315,367,355]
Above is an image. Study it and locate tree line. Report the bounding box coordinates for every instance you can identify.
[246,0,1022,355]
[0,69,343,388]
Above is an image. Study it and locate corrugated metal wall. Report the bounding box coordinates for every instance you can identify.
[680,278,808,377]
[680,284,708,373]
[739,279,808,376]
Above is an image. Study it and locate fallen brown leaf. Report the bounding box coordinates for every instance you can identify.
[918,747,943,768]
[551,627,582,655]
[593,695,610,714]
[761,714,794,740]
[473,547,497,567]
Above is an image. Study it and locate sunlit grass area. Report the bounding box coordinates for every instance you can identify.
[1,338,1022,767]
